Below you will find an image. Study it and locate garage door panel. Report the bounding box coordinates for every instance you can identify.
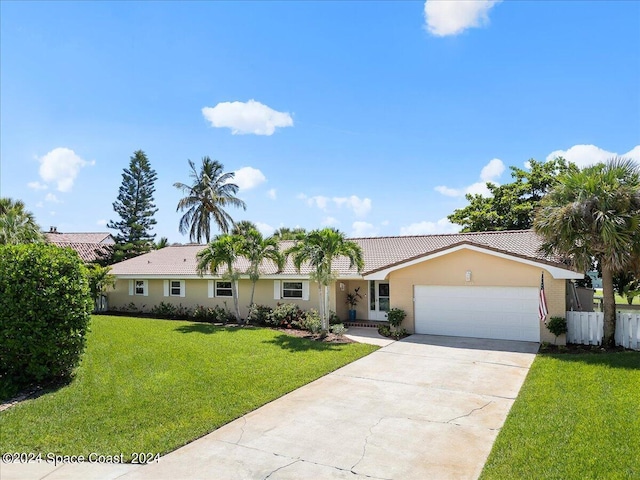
[414,286,539,342]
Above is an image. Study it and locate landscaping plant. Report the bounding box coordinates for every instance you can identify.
[0,243,93,398]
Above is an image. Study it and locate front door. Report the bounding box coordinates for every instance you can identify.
[368,281,390,321]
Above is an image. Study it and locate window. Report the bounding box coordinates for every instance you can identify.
[170,281,182,296]
[130,280,148,296]
[216,281,233,297]
[282,281,303,299]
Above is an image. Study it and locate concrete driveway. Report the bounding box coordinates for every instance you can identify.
[4,335,537,480]
[123,334,538,480]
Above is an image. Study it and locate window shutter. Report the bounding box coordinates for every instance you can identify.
[180,280,186,298]
[302,281,310,301]
[143,280,149,297]
[208,280,214,298]
[163,280,169,297]
[129,280,134,296]
[274,280,281,300]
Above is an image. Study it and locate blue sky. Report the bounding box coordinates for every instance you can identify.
[1,1,638,242]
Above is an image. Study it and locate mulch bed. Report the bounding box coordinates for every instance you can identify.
[272,327,355,344]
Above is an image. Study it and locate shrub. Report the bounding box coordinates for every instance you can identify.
[0,244,93,395]
[329,310,342,325]
[268,303,305,328]
[330,323,346,336]
[300,309,322,334]
[247,304,273,325]
[151,302,178,318]
[386,307,406,329]
[546,316,567,343]
[378,325,391,337]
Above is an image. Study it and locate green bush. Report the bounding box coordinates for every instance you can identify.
[268,303,305,327]
[546,316,567,342]
[386,307,406,330]
[247,304,273,325]
[300,309,322,333]
[330,323,346,336]
[0,244,92,395]
[150,302,191,320]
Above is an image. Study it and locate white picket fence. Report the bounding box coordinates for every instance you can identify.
[566,311,640,350]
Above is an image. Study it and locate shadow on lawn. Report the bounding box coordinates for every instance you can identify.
[544,350,640,370]
[173,323,249,335]
[263,334,345,352]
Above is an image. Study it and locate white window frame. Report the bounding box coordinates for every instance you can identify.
[274,280,309,301]
[163,280,185,298]
[282,281,304,299]
[215,280,233,298]
[129,279,148,297]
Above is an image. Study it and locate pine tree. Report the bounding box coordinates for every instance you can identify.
[107,150,158,262]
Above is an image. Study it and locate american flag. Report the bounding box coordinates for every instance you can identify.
[539,272,549,323]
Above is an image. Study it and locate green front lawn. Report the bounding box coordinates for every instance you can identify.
[481,351,640,479]
[0,315,377,459]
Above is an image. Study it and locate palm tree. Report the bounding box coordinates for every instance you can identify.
[534,157,640,345]
[86,264,116,311]
[155,237,169,249]
[0,198,44,245]
[196,234,244,321]
[174,157,247,243]
[272,227,306,240]
[240,229,285,307]
[232,220,258,237]
[286,228,364,331]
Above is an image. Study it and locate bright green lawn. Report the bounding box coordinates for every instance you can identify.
[0,315,377,460]
[481,352,640,480]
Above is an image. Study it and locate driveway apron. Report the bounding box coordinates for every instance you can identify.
[120,335,538,480]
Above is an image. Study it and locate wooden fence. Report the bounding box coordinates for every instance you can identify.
[566,311,640,350]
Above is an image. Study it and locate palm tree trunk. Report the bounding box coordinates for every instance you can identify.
[317,282,324,330]
[250,281,256,308]
[323,284,330,331]
[601,266,617,346]
[231,280,242,324]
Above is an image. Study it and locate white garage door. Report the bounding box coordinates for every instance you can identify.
[414,286,540,342]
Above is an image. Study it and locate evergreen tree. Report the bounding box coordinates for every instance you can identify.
[107,150,158,262]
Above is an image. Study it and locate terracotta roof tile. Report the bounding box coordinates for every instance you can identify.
[46,232,114,244]
[110,230,570,278]
[54,243,113,263]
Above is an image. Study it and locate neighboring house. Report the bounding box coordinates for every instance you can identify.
[108,230,582,344]
[45,227,115,263]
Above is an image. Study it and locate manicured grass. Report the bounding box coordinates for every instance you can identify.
[481,351,640,480]
[0,315,377,460]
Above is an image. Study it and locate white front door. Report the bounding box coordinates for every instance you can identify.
[368,281,390,321]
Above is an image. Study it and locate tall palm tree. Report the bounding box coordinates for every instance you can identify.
[174,157,247,243]
[0,197,44,245]
[240,229,285,307]
[196,234,244,322]
[534,157,640,345]
[286,228,364,331]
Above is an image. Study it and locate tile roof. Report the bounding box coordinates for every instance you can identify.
[54,243,113,263]
[110,230,571,278]
[46,232,115,244]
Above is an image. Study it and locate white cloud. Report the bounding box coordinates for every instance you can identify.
[96,219,107,226]
[28,181,48,190]
[351,221,378,237]
[45,193,61,203]
[546,144,640,168]
[333,195,372,217]
[400,218,460,236]
[233,166,266,190]
[255,222,275,237]
[480,158,505,181]
[424,0,501,37]
[321,216,340,227]
[435,158,505,198]
[434,185,460,197]
[202,99,293,136]
[38,147,94,192]
[306,195,330,210]
[267,188,277,200]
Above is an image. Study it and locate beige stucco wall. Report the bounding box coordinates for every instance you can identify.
[335,280,369,320]
[109,278,329,320]
[387,249,566,343]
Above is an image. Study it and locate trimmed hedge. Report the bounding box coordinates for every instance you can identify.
[0,244,92,395]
